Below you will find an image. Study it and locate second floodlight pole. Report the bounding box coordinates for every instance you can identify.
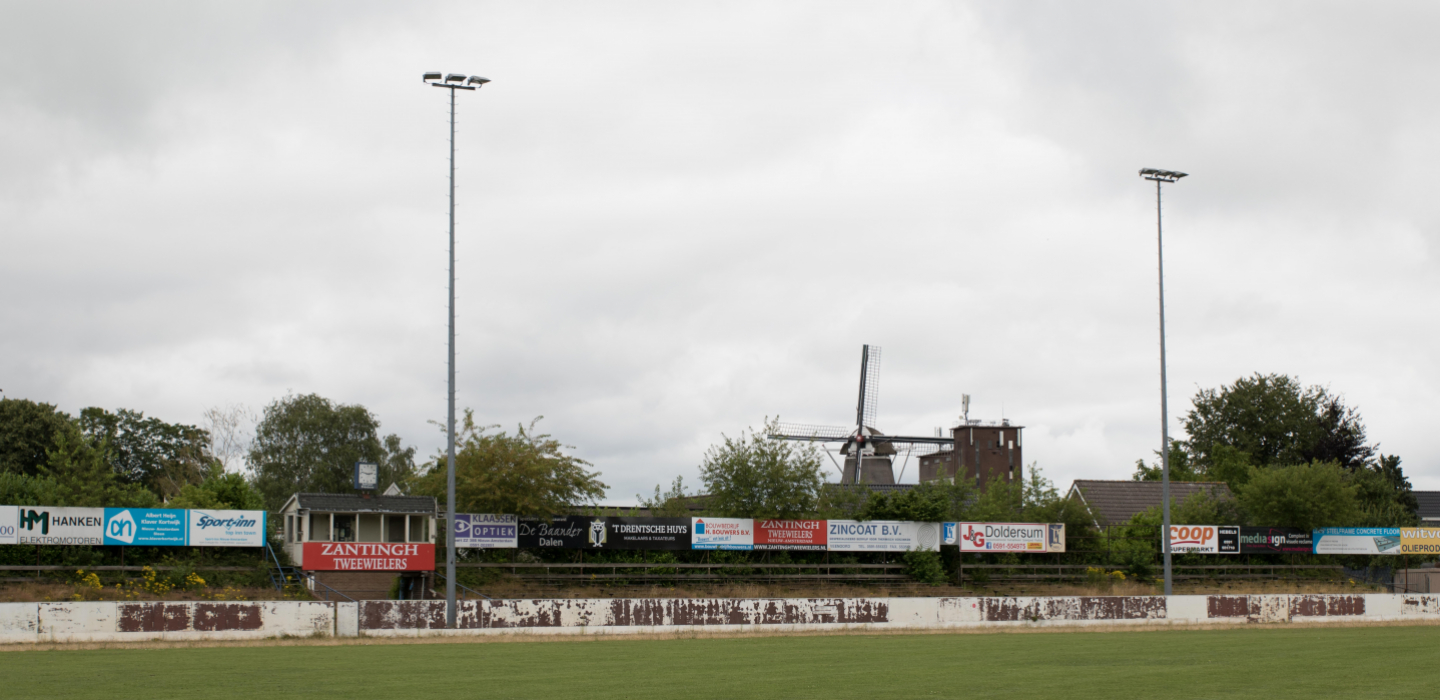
[1140,167,1186,597]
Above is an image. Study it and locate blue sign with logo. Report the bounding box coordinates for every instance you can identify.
[104,508,188,546]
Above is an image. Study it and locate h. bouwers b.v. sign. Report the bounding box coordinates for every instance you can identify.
[302,542,435,571]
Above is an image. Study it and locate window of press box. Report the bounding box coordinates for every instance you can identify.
[309,513,331,541]
[409,515,428,542]
[386,515,407,543]
[333,514,356,542]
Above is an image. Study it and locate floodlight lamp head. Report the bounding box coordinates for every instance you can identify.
[467,76,490,86]
[1139,168,1188,183]
[445,73,467,83]
[423,72,443,82]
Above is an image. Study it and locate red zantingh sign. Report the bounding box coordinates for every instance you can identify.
[754,520,827,550]
[302,542,435,571]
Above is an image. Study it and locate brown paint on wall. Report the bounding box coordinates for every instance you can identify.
[1290,595,1365,617]
[1206,596,1257,619]
[193,603,263,631]
[117,603,191,633]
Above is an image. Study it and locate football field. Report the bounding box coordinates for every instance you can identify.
[4,624,1435,699]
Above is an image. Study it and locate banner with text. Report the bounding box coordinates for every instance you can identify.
[755,519,827,551]
[454,514,518,548]
[302,542,435,571]
[1400,528,1440,555]
[188,510,266,547]
[1169,525,1219,554]
[827,521,940,552]
[606,518,691,550]
[1313,528,1401,554]
[517,516,596,548]
[1233,527,1312,554]
[948,522,1064,553]
[14,507,104,545]
[0,506,16,545]
[104,508,187,546]
[692,518,753,550]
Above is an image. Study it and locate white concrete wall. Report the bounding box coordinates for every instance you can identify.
[1,594,1437,643]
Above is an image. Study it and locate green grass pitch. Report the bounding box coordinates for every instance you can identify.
[4,625,1436,699]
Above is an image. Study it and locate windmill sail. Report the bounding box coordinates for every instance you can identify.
[856,345,881,431]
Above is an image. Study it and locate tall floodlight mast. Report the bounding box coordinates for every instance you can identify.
[423,71,490,629]
[1139,167,1187,597]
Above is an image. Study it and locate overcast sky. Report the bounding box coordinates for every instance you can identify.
[4,2,1439,502]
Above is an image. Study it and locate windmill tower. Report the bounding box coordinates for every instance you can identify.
[769,345,951,484]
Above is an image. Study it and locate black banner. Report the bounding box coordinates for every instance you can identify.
[1238,526,1313,554]
[517,516,598,549]
[1218,526,1240,553]
[603,517,691,550]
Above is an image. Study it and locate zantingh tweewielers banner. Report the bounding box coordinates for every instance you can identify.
[0,506,265,547]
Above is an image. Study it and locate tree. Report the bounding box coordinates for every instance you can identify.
[0,398,72,477]
[1237,460,1361,530]
[41,422,158,508]
[248,393,412,510]
[0,472,60,506]
[639,476,700,518]
[168,472,265,511]
[415,412,607,516]
[1182,373,1374,474]
[78,407,213,498]
[698,419,824,520]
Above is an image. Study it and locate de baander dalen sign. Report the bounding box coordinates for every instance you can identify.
[302,542,435,571]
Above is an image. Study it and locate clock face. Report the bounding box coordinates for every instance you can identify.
[356,462,378,489]
[360,464,377,478]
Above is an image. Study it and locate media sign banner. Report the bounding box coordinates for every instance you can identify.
[1313,527,1401,554]
[0,506,17,545]
[1169,525,1219,554]
[15,507,104,545]
[188,510,266,547]
[827,520,940,552]
[104,508,187,546]
[517,516,596,549]
[1235,527,1312,554]
[950,522,1057,553]
[754,519,826,551]
[692,518,753,550]
[1400,528,1440,555]
[607,518,691,550]
[454,514,517,548]
[302,542,435,571]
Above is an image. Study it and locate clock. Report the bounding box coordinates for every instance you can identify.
[354,461,379,491]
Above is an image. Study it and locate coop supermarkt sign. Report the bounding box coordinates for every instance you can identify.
[1168,525,1219,554]
[826,521,939,552]
[949,522,1064,553]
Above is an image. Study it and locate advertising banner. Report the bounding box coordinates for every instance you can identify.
[15,507,104,545]
[302,542,435,571]
[1400,528,1440,555]
[754,519,826,551]
[0,506,16,545]
[607,518,691,550]
[188,510,266,547]
[1313,528,1401,554]
[517,516,597,549]
[827,521,940,552]
[1169,525,1219,554]
[951,522,1056,553]
[692,518,752,550]
[104,508,187,546]
[453,514,518,549]
[1236,527,1312,554]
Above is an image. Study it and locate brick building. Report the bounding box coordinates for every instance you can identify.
[917,421,1023,490]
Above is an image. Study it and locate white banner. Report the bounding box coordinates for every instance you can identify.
[15,507,104,545]
[188,510,267,547]
[0,506,16,545]
[1169,525,1219,554]
[1313,528,1401,555]
[691,517,753,550]
[454,514,518,548]
[826,520,940,552]
[949,522,1064,553]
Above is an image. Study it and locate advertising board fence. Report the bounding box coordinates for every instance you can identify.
[691,518,751,550]
[948,522,1065,553]
[1399,528,1440,555]
[755,519,826,551]
[1,506,264,547]
[827,521,940,552]
[1314,528,1401,555]
[606,518,691,550]
[302,542,435,571]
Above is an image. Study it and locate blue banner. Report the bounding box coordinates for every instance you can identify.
[104,508,188,546]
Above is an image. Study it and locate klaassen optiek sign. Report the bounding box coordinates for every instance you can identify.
[453,514,518,548]
[188,510,266,547]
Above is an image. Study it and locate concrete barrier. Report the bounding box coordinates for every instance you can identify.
[2,594,1437,643]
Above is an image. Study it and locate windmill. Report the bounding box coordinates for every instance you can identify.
[769,345,953,484]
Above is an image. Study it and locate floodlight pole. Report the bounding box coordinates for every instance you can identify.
[424,73,488,629]
[1140,168,1187,597]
